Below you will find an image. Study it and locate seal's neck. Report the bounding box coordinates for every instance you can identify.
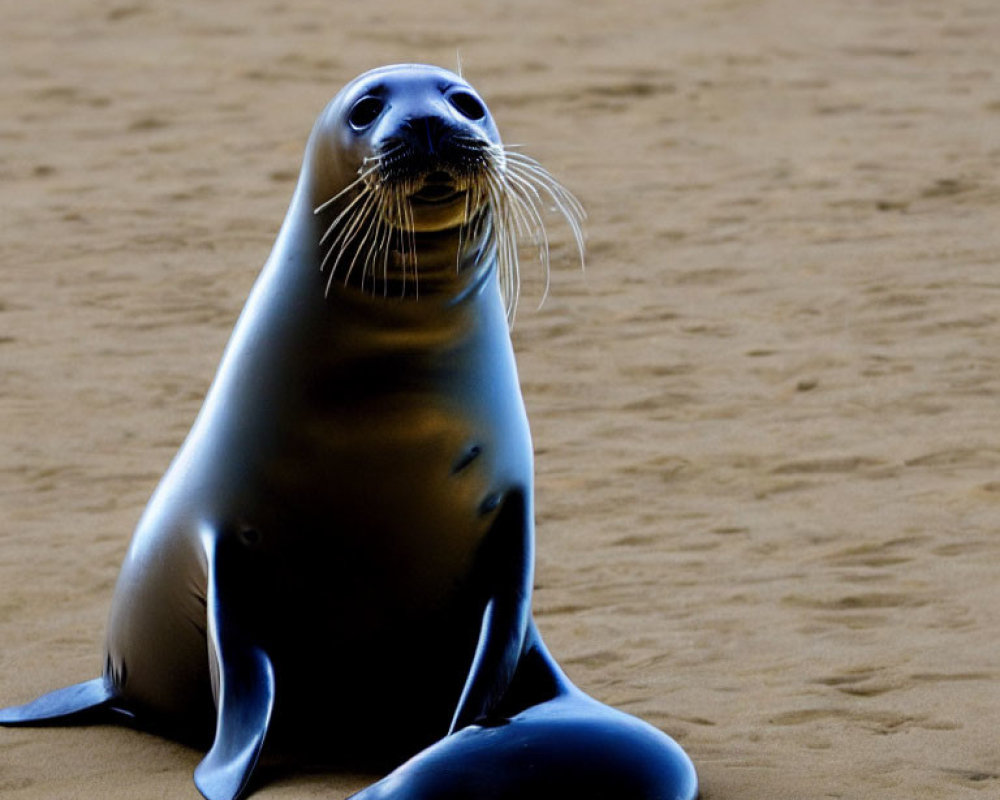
[320,221,500,331]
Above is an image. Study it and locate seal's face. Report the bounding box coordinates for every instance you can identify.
[309,64,585,320]
[316,65,502,234]
[341,66,501,233]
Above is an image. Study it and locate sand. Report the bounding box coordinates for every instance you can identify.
[2,1,999,797]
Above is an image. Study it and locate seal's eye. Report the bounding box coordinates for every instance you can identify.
[448,91,486,121]
[348,96,384,130]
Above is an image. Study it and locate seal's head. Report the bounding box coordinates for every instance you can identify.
[305,64,584,320]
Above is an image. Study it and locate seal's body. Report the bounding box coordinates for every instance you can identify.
[107,257,529,761]
[1,65,697,800]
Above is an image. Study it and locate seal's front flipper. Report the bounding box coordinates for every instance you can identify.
[194,531,276,800]
[449,490,533,733]
[194,647,274,800]
[0,677,118,726]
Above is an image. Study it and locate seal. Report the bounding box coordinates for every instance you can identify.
[0,64,698,800]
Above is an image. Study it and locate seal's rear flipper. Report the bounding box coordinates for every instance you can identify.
[350,688,698,800]
[194,530,276,800]
[0,677,118,726]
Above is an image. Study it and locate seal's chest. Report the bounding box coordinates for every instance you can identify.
[266,399,494,588]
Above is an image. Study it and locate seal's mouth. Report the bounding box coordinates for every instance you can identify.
[410,171,464,206]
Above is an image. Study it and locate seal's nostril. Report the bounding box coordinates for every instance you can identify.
[405,115,451,157]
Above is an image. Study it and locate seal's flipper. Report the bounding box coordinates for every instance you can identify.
[194,531,276,800]
[194,646,274,800]
[350,684,699,800]
[449,491,533,733]
[487,620,574,718]
[0,677,118,726]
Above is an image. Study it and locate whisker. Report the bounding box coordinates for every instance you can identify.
[380,205,394,297]
[368,208,391,296]
[470,184,490,245]
[343,197,383,289]
[504,160,586,269]
[313,164,378,216]
[320,184,373,246]
[456,189,475,274]
[502,151,587,217]
[322,192,379,294]
[404,189,418,301]
[484,173,519,321]
[504,158,587,225]
[501,172,552,306]
[508,160,586,220]
[314,135,583,324]
[395,188,408,298]
[327,190,378,267]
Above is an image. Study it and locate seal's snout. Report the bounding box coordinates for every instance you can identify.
[372,113,491,212]
[383,114,485,183]
[402,115,452,158]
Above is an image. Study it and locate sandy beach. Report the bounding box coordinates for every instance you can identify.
[2,1,999,797]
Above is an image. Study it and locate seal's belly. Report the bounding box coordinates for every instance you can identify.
[243,398,500,746]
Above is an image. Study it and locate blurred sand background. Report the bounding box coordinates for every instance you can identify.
[2,1,999,798]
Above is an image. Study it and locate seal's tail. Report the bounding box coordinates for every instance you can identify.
[0,677,120,726]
